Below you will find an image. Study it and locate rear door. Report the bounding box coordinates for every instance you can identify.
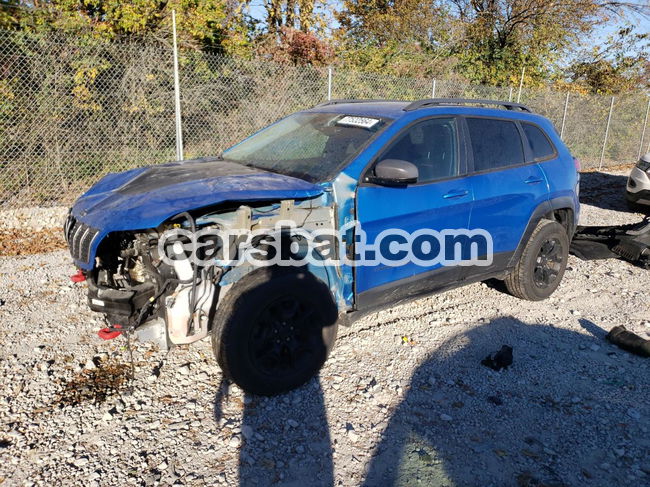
[463,116,550,276]
[521,121,579,229]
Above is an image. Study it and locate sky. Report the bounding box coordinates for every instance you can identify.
[590,11,650,44]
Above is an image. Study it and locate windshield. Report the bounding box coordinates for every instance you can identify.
[222,112,390,182]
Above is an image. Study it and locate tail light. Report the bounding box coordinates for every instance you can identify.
[573,157,581,171]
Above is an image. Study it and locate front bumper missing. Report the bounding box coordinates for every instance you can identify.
[570,217,650,268]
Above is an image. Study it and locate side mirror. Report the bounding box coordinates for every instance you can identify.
[370,159,419,186]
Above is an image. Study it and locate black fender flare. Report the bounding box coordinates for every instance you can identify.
[507,197,576,269]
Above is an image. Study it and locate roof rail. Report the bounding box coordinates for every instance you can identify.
[403,98,532,113]
[314,99,400,108]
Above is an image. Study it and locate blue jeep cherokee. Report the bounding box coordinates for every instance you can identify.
[66,98,580,394]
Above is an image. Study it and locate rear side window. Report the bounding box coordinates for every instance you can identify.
[522,123,556,161]
[466,118,524,171]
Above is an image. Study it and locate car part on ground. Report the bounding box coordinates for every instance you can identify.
[606,325,650,358]
[625,153,650,210]
[570,217,650,269]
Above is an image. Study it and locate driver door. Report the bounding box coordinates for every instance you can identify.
[355,117,474,309]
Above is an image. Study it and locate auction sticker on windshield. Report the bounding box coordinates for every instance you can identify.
[337,116,380,129]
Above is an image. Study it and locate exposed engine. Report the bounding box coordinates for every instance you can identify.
[86,223,219,349]
[74,198,336,349]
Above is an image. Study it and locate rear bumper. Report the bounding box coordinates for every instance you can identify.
[626,189,650,205]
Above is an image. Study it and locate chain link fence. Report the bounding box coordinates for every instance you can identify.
[1,29,649,209]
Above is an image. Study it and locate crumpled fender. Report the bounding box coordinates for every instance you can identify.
[68,159,324,269]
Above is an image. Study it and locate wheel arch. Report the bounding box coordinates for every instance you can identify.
[216,251,346,314]
[508,197,576,269]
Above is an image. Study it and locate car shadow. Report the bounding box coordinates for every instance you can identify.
[362,316,649,487]
[580,171,646,214]
[214,375,333,486]
[211,314,648,486]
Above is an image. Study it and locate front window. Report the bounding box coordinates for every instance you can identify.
[223,112,390,182]
[378,117,459,183]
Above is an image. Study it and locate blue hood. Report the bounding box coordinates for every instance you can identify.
[68,158,323,269]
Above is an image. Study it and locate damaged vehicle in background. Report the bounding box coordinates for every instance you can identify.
[626,153,650,211]
[65,98,580,395]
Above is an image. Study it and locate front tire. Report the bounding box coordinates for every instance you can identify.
[504,220,569,301]
[212,268,338,395]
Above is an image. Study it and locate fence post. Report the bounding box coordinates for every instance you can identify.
[508,86,513,102]
[599,96,615,171]
[172,10,184,161]
[516,66,525,103]
[327,67,333,101]
[431,79,437,98]
[638,97,650,160]
[560,92,570,140]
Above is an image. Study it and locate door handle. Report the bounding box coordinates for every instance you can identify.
[524,176,544,184]
[443,189,469,199]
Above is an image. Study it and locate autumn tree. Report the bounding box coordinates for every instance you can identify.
[567,26,650,94]
[448,0,614,86]
[250,1,334,65]
[253,25,333,65]
[335,1,650,85]
[0,1,21,30]
[335,0,459,77]
[1,1,249,54]
[258,0,317,33]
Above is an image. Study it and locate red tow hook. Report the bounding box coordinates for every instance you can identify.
[98,324,123,340]
[70,270,86,283]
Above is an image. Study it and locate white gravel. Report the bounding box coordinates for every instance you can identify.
[0,171,649,486]
[0,206,68,231]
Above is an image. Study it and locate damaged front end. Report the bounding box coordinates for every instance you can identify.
[82,227,199,348]
[65,194,342,350]
[62,158,346,348]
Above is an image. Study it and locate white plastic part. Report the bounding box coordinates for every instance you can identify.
[135,317,168,350]
[172,241,193,281]
[166,251,215,344]
[166,238,215,344]
[166,281,214,344]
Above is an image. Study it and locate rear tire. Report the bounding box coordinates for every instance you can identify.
[212,268,338,395]
[504,220,569,301]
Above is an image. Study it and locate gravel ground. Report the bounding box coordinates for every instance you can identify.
[0,171,649,487]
